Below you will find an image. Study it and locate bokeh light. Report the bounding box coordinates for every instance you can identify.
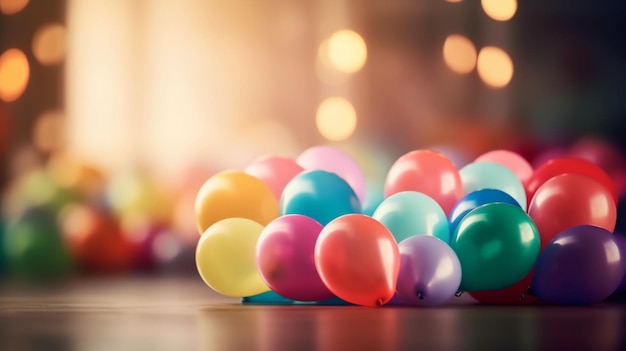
[316,97,357,141]
[0,49,30,102]
[324,30,367,74]
[443,34,477,74]
[33,110,65,152]
[477,46,514,88]
[0,0,28,14]
[481,0,517,21]
[445,0,463,3]
[32,23,67,66]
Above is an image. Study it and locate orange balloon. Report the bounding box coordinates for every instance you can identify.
[528,173,617,251]
[194,171,278,234]
[384,150,463,216]
[314,214,400,307]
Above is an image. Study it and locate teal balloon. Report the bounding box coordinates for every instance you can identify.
[451,203,539,291]
[242,290,294,305]
[373,191,450,243]
[459,162,527,211]
[280,170,361,225]
[4,206,73,281]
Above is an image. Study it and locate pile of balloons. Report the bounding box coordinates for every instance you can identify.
[195,144,626,306]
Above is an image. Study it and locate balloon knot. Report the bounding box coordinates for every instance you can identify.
[376,298,384,306]
[417,292,424,300]
[454,290,464,297]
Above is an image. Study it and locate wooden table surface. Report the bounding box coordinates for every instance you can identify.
[1,276,625,351]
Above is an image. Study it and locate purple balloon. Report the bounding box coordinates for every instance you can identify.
[255,214,334,301]
[612,231,626,292]
[396,235,462,306]
[532,225,625,305]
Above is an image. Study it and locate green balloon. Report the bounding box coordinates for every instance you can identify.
[4,206,74,281]
[0,218,6,276]
[451,203,539,292]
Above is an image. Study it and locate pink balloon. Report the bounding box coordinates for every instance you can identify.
[315,214,400,307]
[256,215,333,301]
[384,149,463,216]
[475,150,533,185]
[245,155,303,201]
[296,146,366,203]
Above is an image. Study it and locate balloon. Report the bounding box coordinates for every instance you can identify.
[528,173,616,250]
[449,189,521,235]
[459,162,527,211]
[475,150,533,186]
[242,290,294,305]
[106,170,172,223]
[196,218,270,297]
[280,170,360,226]
[245,155,304,201]
[0,218,7,276]
[470,271,537,305]
[526,157,617,206]
[451,203,540,291]
[60,204,135,274]
[194,171,278,234]
[612,232,626,292]
[296,145,366,203]
[372,191,450,243]
[3,206,73,281]
[256,214,333,301]
[396,235,462,306]
[532,225,624,305]
[315,214,400,306]
[384,149,463,216]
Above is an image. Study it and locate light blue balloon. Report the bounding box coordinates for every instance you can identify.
[372,191,450,243]
[459,161,527,211]
[280,170,361,226]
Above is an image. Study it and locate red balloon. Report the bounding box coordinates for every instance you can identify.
[526,157,617,206]
[528,173,617,251]
[470,271,537,305]
[315,214,400,307]
[61,204,135,274]
[384,150,463,215]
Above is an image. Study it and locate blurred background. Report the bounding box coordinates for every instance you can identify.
[1,0,626,281]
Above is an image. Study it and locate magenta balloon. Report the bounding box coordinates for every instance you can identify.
[256,214,334,301]
[245,155,304,201]
[396,235,462,306]
[296,146,366,203]
[532,225,624,305]
[475,150,533,185]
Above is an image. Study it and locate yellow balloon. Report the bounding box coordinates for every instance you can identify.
[196,217,270,297]
[194,171,278,234]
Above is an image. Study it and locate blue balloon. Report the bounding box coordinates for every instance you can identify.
[449,189,520,235]
[280,170,360,225]
[459,162,527,211]
[373,191,450,243]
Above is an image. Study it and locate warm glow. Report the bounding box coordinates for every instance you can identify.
[445,0,463,2]
[316,97,357,141]
[325,30,367,74]
[443,34,477,74]
[32,23,67,65]
[481,0,517,21]
[33,110,65,152]
[0,0,28,14]
[0,49,30,102]
[477,46,514,88]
